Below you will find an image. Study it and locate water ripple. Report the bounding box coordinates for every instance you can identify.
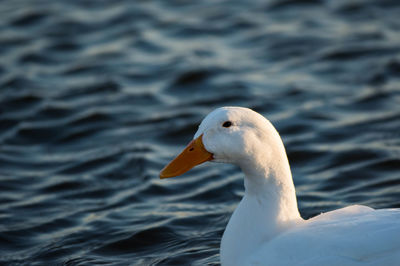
[0,0,399,265]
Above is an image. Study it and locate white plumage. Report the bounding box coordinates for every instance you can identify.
[163,106,400,266]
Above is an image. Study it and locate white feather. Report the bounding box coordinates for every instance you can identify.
[194,107,400,266]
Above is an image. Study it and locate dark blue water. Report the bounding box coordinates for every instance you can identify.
[1,0,400,265]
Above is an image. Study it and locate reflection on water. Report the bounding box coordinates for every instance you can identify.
[0,0,400,265]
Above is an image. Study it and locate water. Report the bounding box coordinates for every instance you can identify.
[0,0,400,265]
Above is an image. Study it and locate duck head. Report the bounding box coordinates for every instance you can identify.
[160,106,285,179]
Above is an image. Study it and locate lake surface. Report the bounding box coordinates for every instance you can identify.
[0,0,399,265]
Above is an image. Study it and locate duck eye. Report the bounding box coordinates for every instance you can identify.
[222,121,232,128]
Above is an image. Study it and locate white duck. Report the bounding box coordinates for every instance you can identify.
[160,106,400,266]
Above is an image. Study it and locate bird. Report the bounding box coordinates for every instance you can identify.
[160,106,400,266]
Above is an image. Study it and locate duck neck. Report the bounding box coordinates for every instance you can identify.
[241,156,301,224]
[220,152,302,266]
[241,123,302,223]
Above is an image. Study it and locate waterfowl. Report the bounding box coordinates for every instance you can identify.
[160,106,400,266]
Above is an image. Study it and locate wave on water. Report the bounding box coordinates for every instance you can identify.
[0,0,400,265]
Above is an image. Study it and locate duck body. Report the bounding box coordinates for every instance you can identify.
[160,107,400,266]
[224,203,400,266]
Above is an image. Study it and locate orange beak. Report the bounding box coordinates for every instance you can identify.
[160,134,213,179]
